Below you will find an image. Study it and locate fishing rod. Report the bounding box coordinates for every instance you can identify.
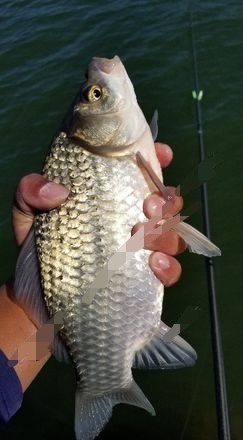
[189,11,231,440]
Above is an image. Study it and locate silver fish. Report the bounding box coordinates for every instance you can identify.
[14,56,221,440]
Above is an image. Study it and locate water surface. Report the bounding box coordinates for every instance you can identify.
[0,1,242,438]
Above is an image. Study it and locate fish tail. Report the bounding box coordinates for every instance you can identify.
[75,389,113,440]
[75,381,155,440]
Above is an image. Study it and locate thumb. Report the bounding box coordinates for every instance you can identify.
[12,173,69,246]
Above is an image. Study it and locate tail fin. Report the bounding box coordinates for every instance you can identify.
[75,390,113,440]
[75,381,155,440]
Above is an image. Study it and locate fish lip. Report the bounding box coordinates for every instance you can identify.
[73,105,125,117]
[89,55,121,74]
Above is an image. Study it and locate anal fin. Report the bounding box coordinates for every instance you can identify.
[133,321,197,370]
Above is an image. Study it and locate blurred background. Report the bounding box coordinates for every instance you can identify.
[0,1,242,439]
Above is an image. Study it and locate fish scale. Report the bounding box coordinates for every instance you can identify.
[35,131,163,395]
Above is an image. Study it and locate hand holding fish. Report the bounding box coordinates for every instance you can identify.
[135,142,186,287]
[12,142,185,287]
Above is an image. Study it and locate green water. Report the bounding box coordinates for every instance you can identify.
[0,1,242,439]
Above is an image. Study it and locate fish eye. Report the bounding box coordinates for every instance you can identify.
[83,85,102,102]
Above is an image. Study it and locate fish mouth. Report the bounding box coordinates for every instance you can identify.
[89,55,121,74]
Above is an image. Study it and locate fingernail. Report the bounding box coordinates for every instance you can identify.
[152,252,170,271]
[146,195,165,217]
[39,182,69,200]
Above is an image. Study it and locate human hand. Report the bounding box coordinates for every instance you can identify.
[133,142,186,287]
[12,174,70,246]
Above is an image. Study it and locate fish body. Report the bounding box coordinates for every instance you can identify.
[37,135,162,394]
[14,56,220,440]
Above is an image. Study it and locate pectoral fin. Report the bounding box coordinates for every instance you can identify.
[13,227,48,327]
[133,321,197,370]
[173,221,221,257]
[136,147,221,258]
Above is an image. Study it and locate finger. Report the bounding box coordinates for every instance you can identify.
[154,143,173,168]
[15,174,70,213]
[13,174,69,246]
[149,252,182,287]
[143,188,183,219]
[132,222,187,255]
[146,230,187,255]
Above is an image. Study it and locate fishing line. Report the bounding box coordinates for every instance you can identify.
[189,10,231,440]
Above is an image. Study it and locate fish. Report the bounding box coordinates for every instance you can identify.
[14,55,221,440]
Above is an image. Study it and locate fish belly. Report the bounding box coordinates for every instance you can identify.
[35,134,164,395]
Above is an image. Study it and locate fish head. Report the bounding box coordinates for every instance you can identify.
[67,56,146,156]
[77,55,136,116]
